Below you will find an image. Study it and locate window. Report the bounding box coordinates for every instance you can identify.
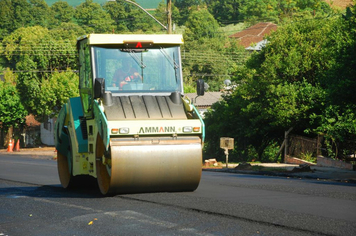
[92,46,183,94]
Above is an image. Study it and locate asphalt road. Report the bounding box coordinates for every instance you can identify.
[1,154,356,236]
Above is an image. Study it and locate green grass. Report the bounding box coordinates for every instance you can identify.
[219,23,248,36]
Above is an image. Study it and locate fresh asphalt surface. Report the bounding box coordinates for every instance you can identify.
[1,150,356,236]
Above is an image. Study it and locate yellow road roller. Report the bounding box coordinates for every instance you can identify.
[54,34,205,195]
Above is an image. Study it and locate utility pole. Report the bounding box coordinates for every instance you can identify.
[167,0,172,34]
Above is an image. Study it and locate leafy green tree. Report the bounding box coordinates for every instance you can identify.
[0,0,32,39]
[182,9,245,91]
[28,0,55,28]
[2,26,78,120]
[119,1,161,33]
[0,0,15,38]
[173,0,205,25]
[103,0,159,33]
[321,6,356,109]
[103,0,130,32]
[239,0,280,23]
[309,4,356,158]
[184,8,220,41]
[154,0,180,30]
[0,69,27,131]
[204,14,343,162]
[50,22,86,41]
[253,15,336,85]
[51,1,75,25]
[75,0,115,33]
[310,105,356,159]
[38,70,79,118]
[207,0,242,24]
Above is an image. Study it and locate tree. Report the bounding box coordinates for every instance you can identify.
[119,1,162,33]
[310,4,356,158]
[37,70,79,118]
[0,0,15,38]
[253,15,337,85]
[50,22,86,41]
[322,6,356,108]
[173,0,205,25]
[0,69,27,131]
[204,14,341,162]
[28,0,55,28]
[75,0,115,33]
[51,1,75,25]
[239,0,280,23]
[0,0,32,39]
[2,26,78,120]
[207,0,242,24]
[184,8,220,41]
[182,8,245,91]
[154,0,180,30]
[103,0,130,32]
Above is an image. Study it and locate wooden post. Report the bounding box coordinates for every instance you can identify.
[167,0,172,34]
[284,127,293,163]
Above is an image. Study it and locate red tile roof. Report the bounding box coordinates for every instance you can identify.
[229,22,277,48]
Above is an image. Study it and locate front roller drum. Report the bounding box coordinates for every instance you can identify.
[96,141,202,195]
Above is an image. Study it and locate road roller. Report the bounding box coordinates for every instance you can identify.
[54,34,205,195]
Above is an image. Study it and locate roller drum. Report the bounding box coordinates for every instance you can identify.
[97,139,202,195]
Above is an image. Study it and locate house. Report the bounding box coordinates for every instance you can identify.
[229,22,277,51]
[24,115,41,147]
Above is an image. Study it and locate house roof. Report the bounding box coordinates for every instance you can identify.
[185,92,222,108]
[229,22,277,48]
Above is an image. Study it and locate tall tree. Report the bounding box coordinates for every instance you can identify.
[75,0,115,33]
[184,8,220,41]
[239,0,280,23]
[0,0,15,38]
[0,69,27,131]
[204,14,342,162]
[207,0,241,24]
[182,8,245,91]
[28,0,55,28]
[173,0,205,25]
[154,0,180,30]
[38,70,79,118]
[2,26,78,120]
[103,0,130,32]
[310,4,356,158]
[0,0,32,39]
[51,1,75,25]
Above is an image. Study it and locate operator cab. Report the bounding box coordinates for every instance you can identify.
[92,43,183,96]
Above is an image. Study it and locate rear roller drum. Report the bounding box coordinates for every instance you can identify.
[57,135,96,189]
[57,151,72,188]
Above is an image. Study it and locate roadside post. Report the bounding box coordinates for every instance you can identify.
[220,137,234,168]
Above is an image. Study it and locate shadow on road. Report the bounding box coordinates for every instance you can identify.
[0,182,105,199]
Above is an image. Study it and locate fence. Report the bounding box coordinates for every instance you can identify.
[287,134,320,160]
